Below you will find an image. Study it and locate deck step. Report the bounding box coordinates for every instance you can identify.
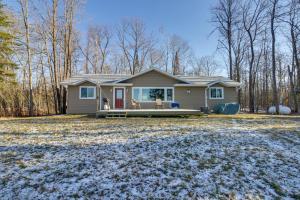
[105,112,127,118]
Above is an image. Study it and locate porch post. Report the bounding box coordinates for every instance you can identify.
[205,87,208,108]
[99,85,102,111]
[96,84,99,111]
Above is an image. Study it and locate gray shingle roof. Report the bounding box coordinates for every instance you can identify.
[60,69,240,87]
[176,75,240,87]
[60,74,131,85]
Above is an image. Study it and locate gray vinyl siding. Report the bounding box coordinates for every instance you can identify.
[175,87,205,109]
[123,70,182,109]
[121,70,180,86]
[66,72,239,113]
[207,83,238,109]
[67,82,98,114]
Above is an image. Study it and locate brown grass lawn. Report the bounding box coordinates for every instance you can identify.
[0,114,299,199]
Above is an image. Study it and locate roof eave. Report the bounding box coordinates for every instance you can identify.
[174,84,207,87]
[60,79,99,86]
[100,83,133,86]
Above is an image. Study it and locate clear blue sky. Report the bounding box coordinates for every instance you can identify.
[79,0,219,57]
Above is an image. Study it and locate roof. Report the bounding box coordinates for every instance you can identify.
[116,68,190,84]
[60,74,130,86]
[60,68,241,87]
[176,75,241,87]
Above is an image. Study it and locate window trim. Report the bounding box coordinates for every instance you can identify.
[79,86,96,99]
[209,87,224,100]
[132,87,174,102]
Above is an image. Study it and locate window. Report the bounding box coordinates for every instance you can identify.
[80,86,96,99]
[166,89,173,101]
[132,87,174,102]
[209,87,224,99]
[133,88,140,101]
[142,88,164,101]
[116,89,123,99]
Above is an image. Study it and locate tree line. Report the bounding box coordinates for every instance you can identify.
[212,0,300,113]
[0,0,299,116]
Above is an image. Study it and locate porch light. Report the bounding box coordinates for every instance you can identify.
[187,89,191,94]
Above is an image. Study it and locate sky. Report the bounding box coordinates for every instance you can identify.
[79,0,219,57]
[5,0,224,72]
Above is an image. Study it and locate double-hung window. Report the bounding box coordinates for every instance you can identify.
[80,86,96,99]
[209,87,224,99]
[132,87,174,102]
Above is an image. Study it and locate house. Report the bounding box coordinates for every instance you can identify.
[60,68,241,115]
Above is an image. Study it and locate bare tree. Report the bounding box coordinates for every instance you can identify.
[3,0,300,117]
[212,0,240,80]
[148,47,164,69]
[85,25,112,73]
[232,27,246,104]
[83,28,91,74]
[286,0,300,112]
[193,56,220,76]
[169,35,191,74]
[242,0,266,113]
[261,28,271,110]
[18,0,34,116]
[269,0,280,114]
[117,18,154,75]
[51,0,59,114]
[61,0,81,113]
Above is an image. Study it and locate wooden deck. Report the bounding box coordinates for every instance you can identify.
[96,109,202,118]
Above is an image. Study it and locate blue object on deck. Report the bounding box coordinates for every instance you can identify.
[213,103,240,114]
[171,102,180,109]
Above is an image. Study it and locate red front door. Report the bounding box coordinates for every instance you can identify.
[115,88,124,109]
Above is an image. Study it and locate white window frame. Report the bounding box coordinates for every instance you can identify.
[132,87,174,102]
[209,87,224,99]
[79,86,96,99]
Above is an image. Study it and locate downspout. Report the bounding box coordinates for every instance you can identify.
[96,83,99,111]
[205,86,208,108]
[65,85,68,113]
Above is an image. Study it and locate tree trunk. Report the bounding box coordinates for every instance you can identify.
[52,0,60,114]
[288,65,298,112]
[41,63,50,115]
[228,29,233,80]
[271,0,279,114]
[247,31,255,113]
[20,0,34,116]
[290,21,300,113]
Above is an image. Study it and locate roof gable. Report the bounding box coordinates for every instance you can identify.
[116,68,190,84]
[207,80,240,87]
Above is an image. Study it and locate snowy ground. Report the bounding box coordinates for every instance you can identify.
[0,114,299,199]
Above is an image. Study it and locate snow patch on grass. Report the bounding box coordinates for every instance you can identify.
[0,115,299,199]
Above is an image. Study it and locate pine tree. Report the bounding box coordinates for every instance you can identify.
[0,2,16,83]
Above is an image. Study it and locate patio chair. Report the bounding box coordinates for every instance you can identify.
[103,98,110,110]
[131,99,141,109]
[155,98,164,109]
